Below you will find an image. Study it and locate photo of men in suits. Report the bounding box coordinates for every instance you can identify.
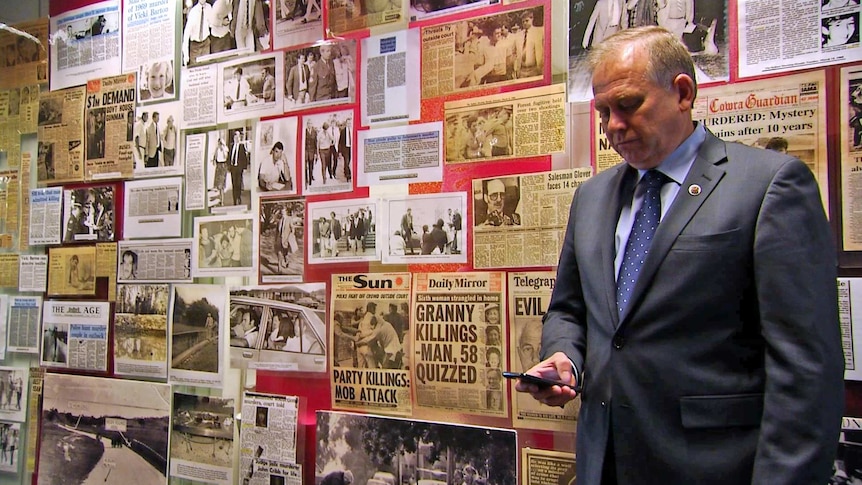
[517,26,842,485]
[283,41,356,112]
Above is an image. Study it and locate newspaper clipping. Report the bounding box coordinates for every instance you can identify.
[170,392,235,485]
[114,284,169,379]
[122,0,177,100]
[37,86,86,184]
[132,101,183,177]
[521,448,577,485]
[18,255,48,293]
[360,29,421,126]
[411,271,507,417]
[169,284,225,388]
[444,84,565,163]
[180,64,218,128]
[258,198,305,284]
[380,192,466,265]
[282,40,357,114]
[568,0,729,101]
[330,273,412,416]
[217,53,284,124]
[0,368,27,423]
[49,1,122,91]
[7,296,41,354]
[61,185,116,243]
[316,411,517,485]
[38,374,170,485]
[272,0,324,50]
[508,271,580,430]
[47,246,96,296]
[327,0,404,36]
[840,278,862,381]
[420,4,545,99]
[0,254,18,288]
[228,284,327,372]
[841,65,862,250]
[594,71,828,208]
[0,421,20,473]
[473,169,591,269]
[84,73,136,180]
[307,199,379,265]
[0,18,49,89]
[831,416,862,483]
[40,300,109,372]
[254,116,298,198]
[239,392,302,485]
[193,214,257,277]
[184,132,207,210]
[117,238,193,283]
[356,121,444,187]
[28,187,62,246]
[739,0,862,78]
[123,176,183,239]
[301,109,354,195]
[409,0,498,21]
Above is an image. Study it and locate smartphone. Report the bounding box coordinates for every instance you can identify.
[501,371,580,391]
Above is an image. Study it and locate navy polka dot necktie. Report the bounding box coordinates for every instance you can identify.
[617,170,668,316]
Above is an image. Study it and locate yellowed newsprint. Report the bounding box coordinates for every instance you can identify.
[47,245,96,296]
[37,86,86,184]
[411,271,507,418]
[0,254,19,288]
[444,83,565,163]
[472,168,592,269]
[508,271,579,431]
[521,448,576,485]
[840,65,862,250]
[327,0,404,36]
[84,73,136,180]
[330,273,412,416]
[594,71,829,213]
[420,4,546,99]
[0,18,48,90]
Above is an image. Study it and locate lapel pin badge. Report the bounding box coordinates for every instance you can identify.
[688,184,702,196]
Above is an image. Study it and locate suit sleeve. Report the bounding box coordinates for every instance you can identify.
[540,188,588,375]
[751,158,843,484]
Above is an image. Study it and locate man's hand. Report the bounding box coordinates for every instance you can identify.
[514,351,579,407]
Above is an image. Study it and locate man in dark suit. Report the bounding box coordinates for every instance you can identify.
[516,27,843,485]
[310,44,336,101]
[286,52,311,104]
[338,117,352,181]
[304,119,317,187]
[228,130,249,206]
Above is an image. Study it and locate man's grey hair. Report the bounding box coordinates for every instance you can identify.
[586,26,698,99]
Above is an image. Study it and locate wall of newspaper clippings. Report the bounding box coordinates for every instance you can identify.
[0,0,860,483]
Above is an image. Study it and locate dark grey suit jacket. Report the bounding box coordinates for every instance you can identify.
[541,129,843,485]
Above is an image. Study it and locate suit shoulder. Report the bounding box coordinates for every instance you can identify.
[721,139,810,178]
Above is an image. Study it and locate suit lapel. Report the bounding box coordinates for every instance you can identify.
[617,133,728,326]
[602,164,637,328]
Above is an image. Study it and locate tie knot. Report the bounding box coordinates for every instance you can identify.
[641,170,668,191]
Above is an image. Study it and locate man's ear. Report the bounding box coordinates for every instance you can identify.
[673,73,696,111]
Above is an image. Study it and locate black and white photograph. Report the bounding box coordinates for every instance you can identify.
[823,13,860,48]
[37,373,170,485]
[258,197,305,283]
[38,96,62,126]
[133,101,183,177]
[217,53,284,123]
[41,322,69,366]
[205,125,254,210]
[180,0,271,67]
[0,421,21,472]
[273,0,325,50]
[229,284,327,372]
[409,0,498,22]
[37,141,55,181]
[301,109,355,195]
[830,417,862,484]
[568,0,728,101]
[381,192,466,264]
[450,6,545,91]
[84,107,106,160]
[254,116,298,197]
[169,392,235,484]
[138,59,176,102]
[61,184,115,243]
[169,284,225,387]
[0,368,27,424]
[823,0,860,10]
[193,214,257,277]
[307,198,378,264]
[473,176,521,228]
[282,40,356,113]
[444,105,513,162]
[114,284,170,379]
[331,297,409,370]
[850,79,862,150]
[316,411,516,485]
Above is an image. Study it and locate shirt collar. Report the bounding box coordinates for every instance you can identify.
[637,122,705,184]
